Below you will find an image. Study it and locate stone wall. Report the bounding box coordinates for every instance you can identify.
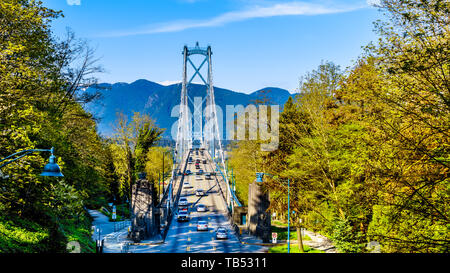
[130,179,158,242]
[247,180,271,243]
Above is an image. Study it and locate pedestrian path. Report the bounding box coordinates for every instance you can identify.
[302,230,337,253]
[88,209,131,253]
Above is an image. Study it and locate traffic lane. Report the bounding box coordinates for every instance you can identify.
[188,159,233,253]
[204,175,233,253]
[186,153,224,253]
[200,155,267,253]
[185,166,216,253]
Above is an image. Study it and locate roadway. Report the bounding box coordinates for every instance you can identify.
[128,149,267,253]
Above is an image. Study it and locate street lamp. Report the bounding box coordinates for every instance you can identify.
[0,147,64,178]
[256,172,291,253]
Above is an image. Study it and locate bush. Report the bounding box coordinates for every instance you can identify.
[330,219,366,253]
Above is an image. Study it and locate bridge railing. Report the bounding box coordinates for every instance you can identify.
[213,157,242,208]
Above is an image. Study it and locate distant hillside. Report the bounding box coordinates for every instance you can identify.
[85,79,295,137]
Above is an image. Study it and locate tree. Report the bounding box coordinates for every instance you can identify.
[145,147,173,200]
[362,0,450,252]
[0,0,111,252]
[111,112,163,199]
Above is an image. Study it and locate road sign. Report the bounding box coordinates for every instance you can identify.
[272,233,277,244]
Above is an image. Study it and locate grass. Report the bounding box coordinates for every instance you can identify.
[0,212,96,253]
[271,223,311,241]
[269,244,324,253]
[0,215,50,253]
[60,217,96,253]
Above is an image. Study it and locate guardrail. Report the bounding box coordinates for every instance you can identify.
[113,220,131,232]
[214,161,242,207]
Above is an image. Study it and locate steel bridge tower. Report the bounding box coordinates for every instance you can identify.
[174,42,232,208]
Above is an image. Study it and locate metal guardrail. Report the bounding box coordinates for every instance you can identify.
[214,161,242,207]
[113,220,131,232]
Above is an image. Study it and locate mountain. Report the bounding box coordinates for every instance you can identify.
[85,79,295,137]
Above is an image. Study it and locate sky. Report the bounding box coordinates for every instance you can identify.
[42,0,383,94]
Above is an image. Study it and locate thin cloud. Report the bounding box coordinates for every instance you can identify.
[101,1,364,37]
[67,0,81,5]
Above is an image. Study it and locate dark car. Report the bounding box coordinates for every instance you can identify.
[203,159,207,164]
[178,207,189,213]
[198,169,204,175]
[177,211,189,222]
[205,174,212,180]
[185,170,192,175]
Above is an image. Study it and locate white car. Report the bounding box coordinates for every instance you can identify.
[179,197,188,206]
[197,204,207,212]
[215,227,228,240]
[183,182,193,188]
[195,175,202,181]
[196,189,205,196]
[197,221,208,231]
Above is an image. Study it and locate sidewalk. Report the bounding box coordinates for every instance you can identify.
[302,230,337,253]
[88,209,132,253]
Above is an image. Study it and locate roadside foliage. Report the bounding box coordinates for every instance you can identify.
[229,0,449,253]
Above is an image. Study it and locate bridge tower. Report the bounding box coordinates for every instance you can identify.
[174,42,231,208]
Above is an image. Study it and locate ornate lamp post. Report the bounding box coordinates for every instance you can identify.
[0,147,64,178]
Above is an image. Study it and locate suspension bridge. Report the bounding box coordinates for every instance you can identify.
[120,43,265,253]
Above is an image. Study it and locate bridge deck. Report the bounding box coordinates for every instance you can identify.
[128,150,266,253]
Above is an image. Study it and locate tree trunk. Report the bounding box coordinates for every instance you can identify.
[297,226,304,253]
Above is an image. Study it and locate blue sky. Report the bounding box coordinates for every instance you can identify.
[42,0,382,94]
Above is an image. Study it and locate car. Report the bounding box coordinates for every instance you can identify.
[196,189,205,196]
[197,204,207,212]
[195,165,200,169]
[178,207,189,213]
[197,221,208,231]
[179,197,188,206]
[195,175,202,181]
[205,174,212,180]
[215,227,228,240]
[198,169,204,175]
[203,160,207,164]
[183,182,193,189]
[185,170,192,175]
[177,211,189,222]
